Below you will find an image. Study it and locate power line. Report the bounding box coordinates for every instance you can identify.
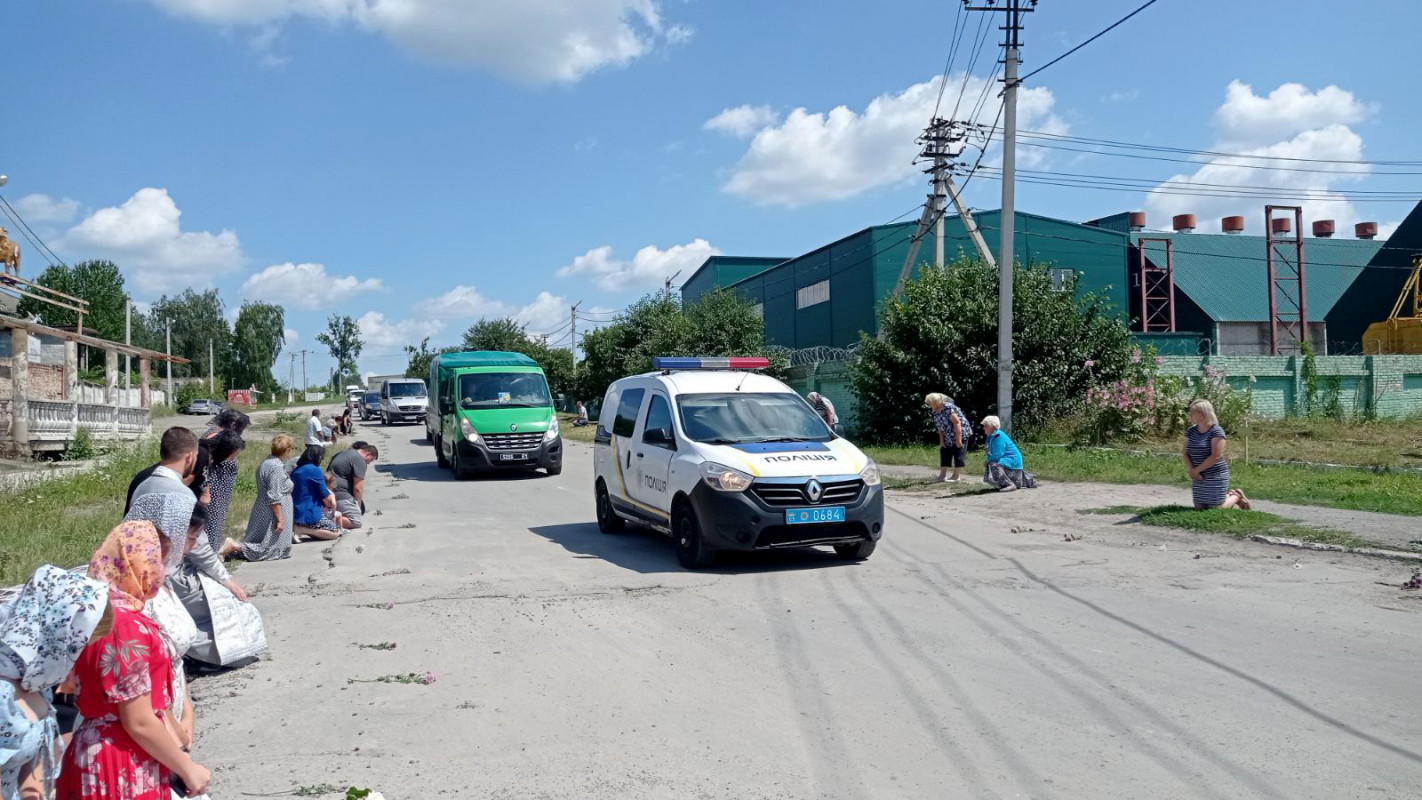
[1016,128,1422,167]
[0,196,64,270]
[929,2,968,121]
[949,8,995,122]
[1020,0,1163,83]
[965,167,1420,202]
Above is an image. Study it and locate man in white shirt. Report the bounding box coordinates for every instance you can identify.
[305,409,323,447]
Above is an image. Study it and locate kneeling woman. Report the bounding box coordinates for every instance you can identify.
[291,446,344,541]
[981,415,1037,492]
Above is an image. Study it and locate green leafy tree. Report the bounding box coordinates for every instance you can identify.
[146,289,231,380]
[16,260,130,341]
[851,258,1135,443]
[316,315,363,388]
[577,291,784,403]
[229,302,286,392]
[459,318,530,352]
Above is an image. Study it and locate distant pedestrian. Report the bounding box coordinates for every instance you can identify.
[573,401,589,427]
[806,392,843,436]
[305,409,323,448]
[981,415,1036,492]
[1183,399,1249,510]
[926,393,967,483]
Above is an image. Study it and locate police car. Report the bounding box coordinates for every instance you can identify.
[593,357,884,568]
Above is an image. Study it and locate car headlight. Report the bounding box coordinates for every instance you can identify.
[700,462,752,492]
[460,417,480,443]
[544,417,560,442]
[859,460,881,487]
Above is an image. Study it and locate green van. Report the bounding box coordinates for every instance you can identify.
[427,351,563,478]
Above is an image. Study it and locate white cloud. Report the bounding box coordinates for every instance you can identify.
[1101,88,1139,104]
[704,105,780,138]
[142,0,682,84]
[357,310,444,355]
[1214,80,1372,147]
[712,75,1069,207]
[557,238,718,291]
[1145,81,1387,236]
[61,188,243,295]
[283,327,299,347]
[11,194,81,226]
[242,262,383,309]
[417,285,509,319]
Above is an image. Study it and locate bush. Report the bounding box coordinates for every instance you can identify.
[851,259,1136,444]
[1078,356,1253,445]
[175,382,215,410]
[64,427,99,461]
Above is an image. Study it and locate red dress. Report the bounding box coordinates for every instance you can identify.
[56,606,174,800]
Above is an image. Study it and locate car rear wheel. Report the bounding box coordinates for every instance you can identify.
[673,503,714,569]
[833,539,876,561]
[595,481,624,533]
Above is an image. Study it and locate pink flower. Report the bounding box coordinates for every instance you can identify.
[1131,349,1142,363]
[1084,360,1096,368]
[422,672,437,685]
[1155,356,1164,366]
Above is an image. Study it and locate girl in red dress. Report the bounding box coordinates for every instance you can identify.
[57,521,211,799]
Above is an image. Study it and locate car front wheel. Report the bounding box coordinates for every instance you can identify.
[833,539,876,561]
[673,503,714,569]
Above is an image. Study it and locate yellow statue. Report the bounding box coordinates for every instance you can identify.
[0,227,18,276]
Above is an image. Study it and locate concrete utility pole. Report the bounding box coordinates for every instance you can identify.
[288,352,296,404]
[123,301,131,402]
[664,270,682,299]
[208,339,214,394]
[302,350,308,396]
[965,0,1034,433]
[570,301,582,370]
[165,320,172,405]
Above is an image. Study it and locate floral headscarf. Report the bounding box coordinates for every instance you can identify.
[89,521,167,612]
[0,564,108,691]
[125,488,196,571]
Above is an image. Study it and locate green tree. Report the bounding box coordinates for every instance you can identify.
[316,314,363,388]
[403,337,461,379]
[850,258,1135,443]
[577,291,784,403]
[459,318,530,352]
[147,289,231,380]
[16,260,130,341]
[229,302,286,391]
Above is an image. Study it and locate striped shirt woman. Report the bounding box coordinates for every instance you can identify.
[1184,399,1230,509]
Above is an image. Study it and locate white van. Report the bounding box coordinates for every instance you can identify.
[593,357,883,568]
[379,377,429,425]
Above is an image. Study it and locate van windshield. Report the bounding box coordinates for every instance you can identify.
[388,382,426,398]
[459,373,552,409]
[677,393,832,444]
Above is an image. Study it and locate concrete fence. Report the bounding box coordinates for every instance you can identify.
[1158,354,1422,419]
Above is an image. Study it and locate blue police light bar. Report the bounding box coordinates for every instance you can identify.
[652,357,771,371]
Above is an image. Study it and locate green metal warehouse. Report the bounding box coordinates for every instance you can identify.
[681,203,1416,356]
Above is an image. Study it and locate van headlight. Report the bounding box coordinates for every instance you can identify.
[460,417,480,443]
[544,417,560,442]
[859,460,881,487]
[700,462,752,492]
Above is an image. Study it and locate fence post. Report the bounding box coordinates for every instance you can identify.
[9,328,29,451]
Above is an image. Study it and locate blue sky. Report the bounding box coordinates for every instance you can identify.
[5,0,1419,381]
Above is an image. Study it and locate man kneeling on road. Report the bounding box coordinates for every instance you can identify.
[329,442,379,528]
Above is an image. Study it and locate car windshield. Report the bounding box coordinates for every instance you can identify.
[364,392,379,403]
[459,372,552,409]
[676,392,832,444]
[388,382,426,398]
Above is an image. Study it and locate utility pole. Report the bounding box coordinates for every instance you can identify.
[664,270,682,299]
[570,301,582,370]
[302,350,308,397]
[288,352,296,404]
[965,0,1034,433]
[165,320,172,405]
[123,301,131,402]
[208,339,214,394]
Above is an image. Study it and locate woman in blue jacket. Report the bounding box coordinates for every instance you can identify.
[981,415,1037,492]
[291,445,343,541]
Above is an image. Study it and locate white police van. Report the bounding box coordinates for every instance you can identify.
[593,357,884,568]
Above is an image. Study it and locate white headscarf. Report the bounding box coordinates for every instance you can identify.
[0,564,108,691]
[125,489,197,571]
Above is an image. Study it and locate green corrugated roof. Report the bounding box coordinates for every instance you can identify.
[433,351,540,369]
[1131,232,1382,322]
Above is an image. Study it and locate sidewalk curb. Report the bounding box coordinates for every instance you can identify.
[1247,535,1422,562]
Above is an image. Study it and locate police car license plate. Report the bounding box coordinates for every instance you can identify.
[785,506,846,525]
[498,453,528,461]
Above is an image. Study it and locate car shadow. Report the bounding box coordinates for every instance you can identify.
[374,462,550,484]
[527,522,860,575]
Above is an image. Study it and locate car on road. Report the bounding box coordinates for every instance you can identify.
[379,377,429,426]
[360,391,381,420]
[429,351,562,478]
[593,357,883,569]
[185,398,224,416]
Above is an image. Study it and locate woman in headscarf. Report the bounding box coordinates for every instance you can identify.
[142,505,205,758]
[59,523,213,799]
[0,565,110,800]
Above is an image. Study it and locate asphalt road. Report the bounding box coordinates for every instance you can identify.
[190,418,1420,800]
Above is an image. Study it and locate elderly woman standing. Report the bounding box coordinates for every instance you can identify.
[981,415,1036,492]
[925,393,967,483]
[806,392,843,436]
[1183,399,1250,510]
[230,435,295,562]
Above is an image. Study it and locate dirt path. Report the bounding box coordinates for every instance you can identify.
[881,464,1422,552]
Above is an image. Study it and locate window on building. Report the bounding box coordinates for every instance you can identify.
[751,303,764,319]
[796,279,830,309]
[1049,269,1074,292]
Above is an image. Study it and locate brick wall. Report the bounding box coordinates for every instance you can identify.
[785,361,857,432]
[30,364,64,400]
[1158,354,1422,418]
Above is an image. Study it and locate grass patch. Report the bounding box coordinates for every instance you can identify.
[864,443,1422,516]
[1097,504,1374,548]
[557,412,596,444]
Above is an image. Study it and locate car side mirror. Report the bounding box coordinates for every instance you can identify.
[645,427,675,448]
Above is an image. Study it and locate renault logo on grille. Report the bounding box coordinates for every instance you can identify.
[805,479,823,503]
[510,424,518,431]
